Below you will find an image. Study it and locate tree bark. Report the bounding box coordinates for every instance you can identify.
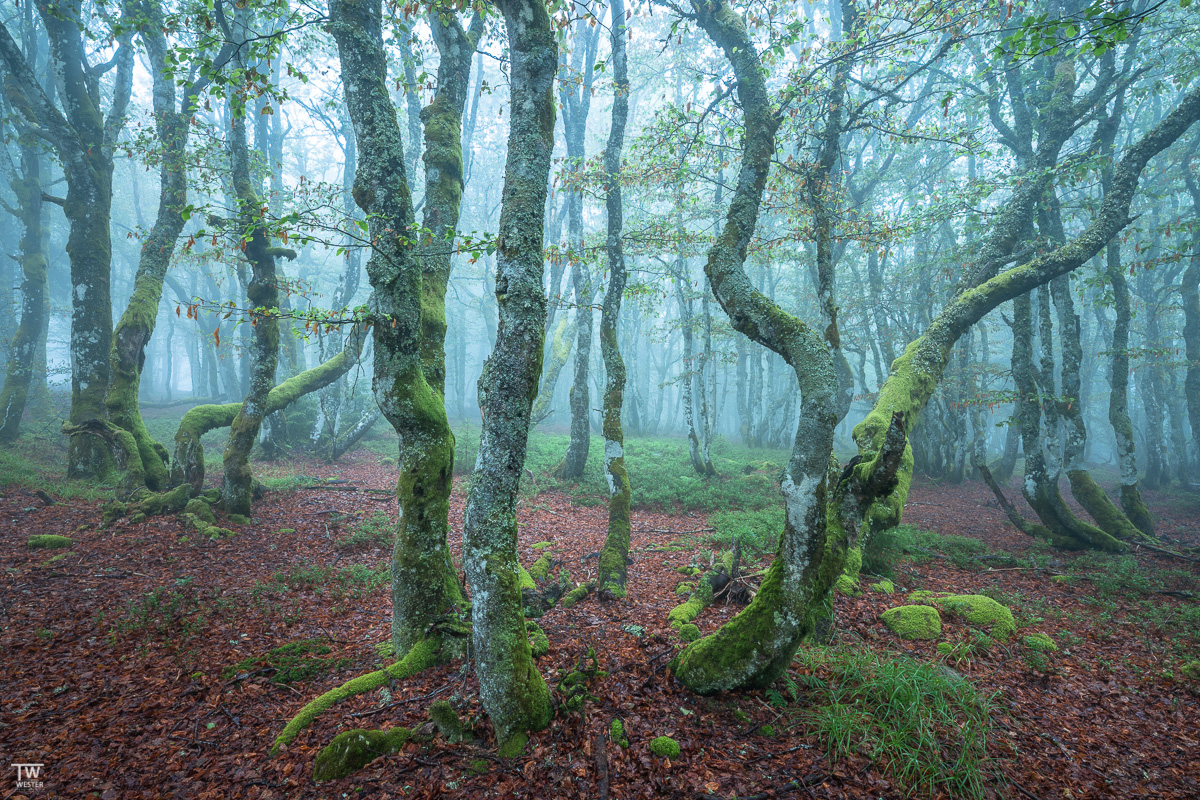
[596,0,631,598]
[461,0,556,755]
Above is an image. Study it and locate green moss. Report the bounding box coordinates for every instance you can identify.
[528,552,552,581]
[880,605,942,640]
[526,621,549,657]
[668,578,713,626]
[937,595,1016,641]
[229,513,250,526]
[842,547,863,580]
[278,528,296,535]
[649,736,680,759]
[28,535,73,550]
[936,642,954,656]
[870,579,895,594]
[834,574,861,596]
[517,565,535,592]
[312,727,411,781]
[561,584,589,608]
[532,541,553,550]
[1181,661,1200,681]
[272,634,447,754]
[609,718,629,748]
[184,497,215,524]
[466,758,489,775]
[675,582,695,596]
[678,623,701,643]
[429,699,464,742]
[1023,633,1057,652]
[907,590,937,603]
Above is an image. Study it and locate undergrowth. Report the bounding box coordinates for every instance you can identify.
[790,645,996,799]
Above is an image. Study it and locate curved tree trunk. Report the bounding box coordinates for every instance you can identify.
[461,0,556,756]
[531,315,574,426]
[596,0,631,599]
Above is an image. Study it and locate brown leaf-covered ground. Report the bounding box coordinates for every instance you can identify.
[2,451,1198,799]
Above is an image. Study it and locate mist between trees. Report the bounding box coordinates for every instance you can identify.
[2,0,1199,774]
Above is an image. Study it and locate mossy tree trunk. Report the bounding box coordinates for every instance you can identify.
[668,0,872,694]
[331,0,479,658]
[0,137,48,443]
[557,12,599,481]
[673,266,708,476]
[220,100,280,517]
[596,0,630,599]
[531,316,574,426]
[461,0,556,756]
[104,2,233,491]
[843,74,1200,553]
[1012,288,1122,551]
[1053,272,1151,543]
[0,4,133,478]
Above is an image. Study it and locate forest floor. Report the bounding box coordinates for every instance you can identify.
[2,444,1199,799]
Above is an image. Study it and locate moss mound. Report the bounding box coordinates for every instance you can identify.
[880,605,942,640]
[223,638,349,684]
[428,700,464,742]
[678,623,701,643]
[28,535,74,550]
[649,736,680,759]
[870,579,895,594]
[1023,633,1058,652]
[1179,661,1200,681]
[313,727,411,781]
[938,594,1016,640]
[610,718,629,748]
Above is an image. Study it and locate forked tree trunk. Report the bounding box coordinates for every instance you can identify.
[330,0,479,660]
[461,0,556,755]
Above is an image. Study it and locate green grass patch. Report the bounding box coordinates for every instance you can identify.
[116,577,231,640]
[28,534,74,550]
[0,438,117,502]
[709,506,783,552]
[792,645,995,799]
[864,524,992,576]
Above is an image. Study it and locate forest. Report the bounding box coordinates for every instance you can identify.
[1,0,1199,796]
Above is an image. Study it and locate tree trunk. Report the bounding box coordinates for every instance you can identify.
[220,97,280,517]
[596,0,631,598]
[461,0,556,756]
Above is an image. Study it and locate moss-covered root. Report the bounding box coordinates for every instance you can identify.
[1120,483,1156,539]
[1067,470,1155,544]
[313,727,412,782]
[671,557,809,694]
[272,634,448,755]
[667,574,713,628]
[560,583,590,608]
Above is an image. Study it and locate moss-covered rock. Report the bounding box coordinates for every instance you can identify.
[229,513,250,526]
[870,579,895,594]
[907,590,937,603]
[938,594,1016,640]
[28,535,73,550]
[609,718,629,748]
[675,582,695,596]
[312,727,411,781]
[880,605,942,640]
[678,623,701,643]
[1023,633,1058,652]
[428,700,464,743]
[1179,661,1200,681]
[834,573,861,596]
[532,541,553,550]
[649,736,680,759]
[184,497,216,524]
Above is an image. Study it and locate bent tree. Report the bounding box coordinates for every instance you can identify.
[672,0,906,694]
